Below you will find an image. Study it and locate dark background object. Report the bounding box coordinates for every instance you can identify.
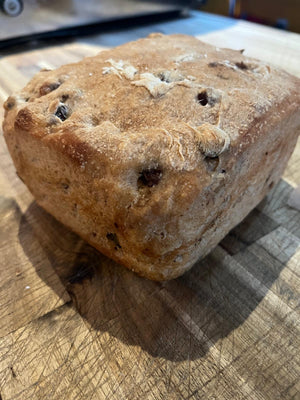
[237,0,300,33]
[200,0,300,33]
[0,0,23,16]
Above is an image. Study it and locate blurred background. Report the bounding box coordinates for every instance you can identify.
[202,0,299,31]
[0,0,299,50]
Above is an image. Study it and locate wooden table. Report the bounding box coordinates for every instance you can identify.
[0,12,300,400]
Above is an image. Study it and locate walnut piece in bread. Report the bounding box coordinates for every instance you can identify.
[3,34,300,280]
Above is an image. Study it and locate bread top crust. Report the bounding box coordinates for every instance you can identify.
[3,33,300,181]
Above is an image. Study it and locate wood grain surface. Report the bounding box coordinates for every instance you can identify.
[0,36,300,400]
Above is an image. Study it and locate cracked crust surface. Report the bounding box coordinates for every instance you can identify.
[3,34,300,280]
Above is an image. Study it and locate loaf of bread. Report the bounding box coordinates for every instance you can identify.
[3,34,300,280]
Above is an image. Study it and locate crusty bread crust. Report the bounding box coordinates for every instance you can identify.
[3,34,300,280]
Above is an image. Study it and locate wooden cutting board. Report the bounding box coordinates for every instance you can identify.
[0,40,300,400]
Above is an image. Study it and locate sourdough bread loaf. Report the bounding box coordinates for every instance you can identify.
[3,34,300,280]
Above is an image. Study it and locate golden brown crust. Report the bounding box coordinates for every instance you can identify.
[3,34,300,280]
